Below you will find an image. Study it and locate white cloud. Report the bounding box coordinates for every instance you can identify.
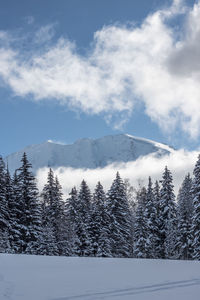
[36,150,198,198]
[167,2,200,77]
[1,1,200,136]
[47,139,68,145]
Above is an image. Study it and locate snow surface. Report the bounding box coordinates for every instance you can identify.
[0,254,200,300]
[6,134,174,173]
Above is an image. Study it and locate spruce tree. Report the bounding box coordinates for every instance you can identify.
[133,187,147,258]
[5,166,15,253]
[191,155,200,260]
[65,187,80,256]
[40,175,59,256]
[39,224,58,256]
[0,157,10,253]
[107,172,132,258]
[153,180,162,258]
[11,170,26,253]
[75,180,92,256]
[160,166,177,259]
[176,174,193,260]
[40,169,65,255]
[144,177,159,258]
[17,153,42,254]
[90,182,111,257]
[54,176,67,255]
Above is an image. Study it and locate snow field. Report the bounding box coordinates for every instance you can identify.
[0,254,200,300]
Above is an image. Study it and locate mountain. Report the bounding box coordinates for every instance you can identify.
[6,134,174,173]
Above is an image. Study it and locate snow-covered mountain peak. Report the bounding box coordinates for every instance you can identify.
[6,134,174,174]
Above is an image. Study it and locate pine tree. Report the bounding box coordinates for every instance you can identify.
[72,180,92,256]
[133,187,147,258]
[39,224,59,256]
[11,170,25,253]
[40,177,59,256]
[5,166,15,253]
[64,181,92,257]
[107,172,132,258]
[191,155,200,260]
[54,176,67,255]
[17,153,42,254]
[144,177,159,258]
[90,182,111,257]
[153,180,162,258]
[40,169,65,255]
[65,187,80,256]
[176,174,193,260]
[0,157,10,253]
[160,166,177,259]
[0,157,7,224]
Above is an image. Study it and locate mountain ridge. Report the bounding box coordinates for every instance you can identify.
[5,134,175,173]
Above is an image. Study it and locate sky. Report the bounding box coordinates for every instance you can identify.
[0,0,199,157]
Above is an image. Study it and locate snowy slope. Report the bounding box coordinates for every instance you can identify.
[6,134,174,173]
[0,254,200,300]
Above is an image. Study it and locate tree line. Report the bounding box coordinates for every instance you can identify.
[0,152,200,260]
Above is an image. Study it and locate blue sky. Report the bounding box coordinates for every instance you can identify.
[0,0,199,156]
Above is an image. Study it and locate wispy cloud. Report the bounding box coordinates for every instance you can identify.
[37,149,199,197]
[47,139,68,145]
[34,24,56,44]
[1,1,200,137]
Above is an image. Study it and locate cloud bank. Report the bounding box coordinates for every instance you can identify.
[1,1,200,136]
[36,150,199,197]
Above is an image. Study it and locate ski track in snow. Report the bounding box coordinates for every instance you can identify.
[52,278,200,300]
[0,274,15,300]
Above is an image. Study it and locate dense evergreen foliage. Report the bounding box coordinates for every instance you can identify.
[191,155,200,260]
[0,152,200,260]
[176,174,193,259]
[159,167,177,259]
[133,186,147,258]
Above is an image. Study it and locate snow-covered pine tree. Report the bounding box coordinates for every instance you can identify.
[133,186,147,258]
[5,166,16,253]
[0,157,10,253]
[75,180,92,256]
[17,153,42,254]
[39,223,58,256]
[54,176,67,255]
[65,187,80,256]
[191,155,200,260]
[11,170,26,253]
[160,166,177,259]
[40,169,66,255]
[144,177,159,258]
[40,175,59,256]
[107,172,132,258]
[90,181,111,257]
[153,180,162,258]
[176,174,193,260]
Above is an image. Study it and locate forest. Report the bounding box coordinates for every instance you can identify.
[0,152,200,260]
